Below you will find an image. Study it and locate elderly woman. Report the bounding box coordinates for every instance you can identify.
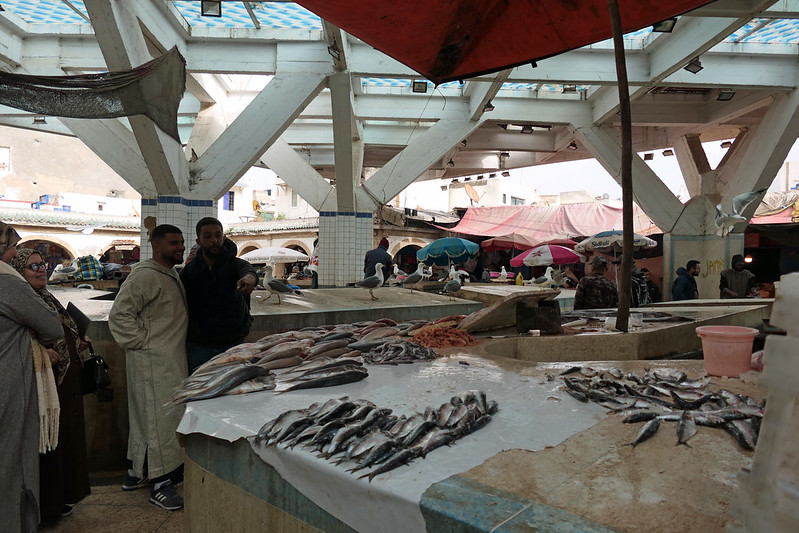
[0,222,63,532]
[11,248,92,522]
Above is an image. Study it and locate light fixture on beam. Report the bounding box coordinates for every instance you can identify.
[499,152,510,159]
[652,18,677,33]
[446,159,455,168]
[683,57,703,74]
[200,0,222,17]
[717,90,735,101]
[562,85,577,93]
[440,185,448,191]
[33,116,47,124]
[643,153,654,161]
[567,141,578,150]
[744,254,753,263]
[488,173,496,178]
[662,149,675,156]
[721,141,732,149]
[327,45,341,61]
[412,80,428,93]
[451,178,459,183]
[501,170,510,177]
[483,100,495,112]
[520,125,534,134]
[460,139,467,147]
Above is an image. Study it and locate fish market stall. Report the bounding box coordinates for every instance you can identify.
[178,353,765,532]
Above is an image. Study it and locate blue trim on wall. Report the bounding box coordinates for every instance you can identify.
[356,212,372,218]
[142,197,213,207]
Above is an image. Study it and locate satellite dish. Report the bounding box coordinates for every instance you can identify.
[464,183,480,204]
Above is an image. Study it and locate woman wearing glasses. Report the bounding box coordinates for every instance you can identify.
[0,222,64,532]
[10,248,91,524]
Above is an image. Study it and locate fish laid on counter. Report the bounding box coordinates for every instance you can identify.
[168,364,274,405]
[559,366,763,451]
[252,390,498,482]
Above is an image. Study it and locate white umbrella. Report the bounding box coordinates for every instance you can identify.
[239,247,309,264]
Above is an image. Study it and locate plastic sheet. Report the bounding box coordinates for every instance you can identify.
[178,356,607,532]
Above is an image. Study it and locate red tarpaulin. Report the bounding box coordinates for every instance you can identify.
[439,203,658,242]
[296,0,714,84]
[751,206,799,225]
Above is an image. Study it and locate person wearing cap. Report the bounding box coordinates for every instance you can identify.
[364,237,392,282]
[573,255,618,310]
[720,254,757,298]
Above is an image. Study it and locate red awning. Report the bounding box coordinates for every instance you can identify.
[750,206,798,225]
[439,202,658,242]
[296,0,714,84]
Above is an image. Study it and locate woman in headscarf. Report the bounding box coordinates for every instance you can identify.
[11,248,92,522]
[0,222,63,532]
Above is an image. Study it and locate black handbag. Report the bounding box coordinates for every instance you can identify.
[81,343,112,395]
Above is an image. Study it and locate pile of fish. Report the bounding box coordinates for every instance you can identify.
[253,391,498,481]
[363,339,437,365]
[275,357,369,392]
[168,318,446,403]
[558,366,764,450]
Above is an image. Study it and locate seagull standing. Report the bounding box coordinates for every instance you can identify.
[355,262,384,300]
[532,266,555,286]
[498,266,508,281]
[401,263,425,290]
[440,276,462,299]
[715,187,768,236]
[263,264,301,304]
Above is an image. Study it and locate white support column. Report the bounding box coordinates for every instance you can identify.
[137,197,217,260]
[574,125,687,233]
[662,232,744,301]
[329,71,357,213]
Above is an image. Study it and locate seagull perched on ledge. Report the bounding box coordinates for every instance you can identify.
[401,263,425,290]
[715,187,767,236]
[355,262,384,300]
[263,264,301,305]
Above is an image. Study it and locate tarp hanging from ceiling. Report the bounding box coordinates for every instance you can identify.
[438,202,659,243]
[295,0,714,84]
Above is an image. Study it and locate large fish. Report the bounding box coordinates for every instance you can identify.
[278,366,368,392]
[170,364,271,404]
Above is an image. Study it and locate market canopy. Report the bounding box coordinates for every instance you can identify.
[295,0,713,84]
[440,202,658,243]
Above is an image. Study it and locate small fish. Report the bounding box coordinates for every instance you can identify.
[722,420,756,451]
[278,367,368,392]
[626,418,660,448]
[622,411,659,424]
[360,448,421,482]
[676,411,697,447]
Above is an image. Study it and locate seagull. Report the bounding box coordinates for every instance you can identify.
[532,266,555,286]
[498,266,508,281]
[355,262,384,300]
[393,265,407,277]
[422,266,433,280]
[262,264,301,305]
[401,263,425,290]
[715,187,767,236]
[440,276,463,300]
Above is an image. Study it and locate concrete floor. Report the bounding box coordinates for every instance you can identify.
[39,473,185,533]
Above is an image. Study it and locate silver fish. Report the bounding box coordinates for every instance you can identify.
[360,448,421,482]
[676,411,697,446]
[627,418,660,448]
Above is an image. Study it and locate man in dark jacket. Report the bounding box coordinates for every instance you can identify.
[574,256,618,310]
[671,260,700,301]
[719,254,757,298]
[180,217,257,372]
[364,237,392,281]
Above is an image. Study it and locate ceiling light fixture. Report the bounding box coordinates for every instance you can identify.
[501,170,510,177]
[717,90,735,101]
[460,139,467,147]
[652,18,677,33]
[643,153,654,161]
[440,185,448,191]
[531,61,538,68]
[721,141,732,148]
[412,80,428,93]
[451,178,459,183]
[562,85,577,93]
[567,141,578,150]
[499,152,510,159]
[663,149,675,156]
[488,173,496,178]
[520,125,534,134]
[327,45,341,61]
[483,100,495,112]
[446,159,455,168]
[200,0,222,17]
[33,116,47,124]
[683,57,703,74]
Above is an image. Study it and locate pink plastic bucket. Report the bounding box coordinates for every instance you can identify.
[696,326,759,377]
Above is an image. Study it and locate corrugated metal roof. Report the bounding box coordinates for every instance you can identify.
[0,207,140,229]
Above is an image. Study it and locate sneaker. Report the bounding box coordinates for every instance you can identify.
[122,472,150,491]
[60,504,74,517]
[149,482,184,511]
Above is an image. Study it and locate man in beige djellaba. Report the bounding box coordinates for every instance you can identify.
[109,224,188,511]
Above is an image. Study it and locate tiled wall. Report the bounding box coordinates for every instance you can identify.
[139,197,216,259]
[318,211,372,286]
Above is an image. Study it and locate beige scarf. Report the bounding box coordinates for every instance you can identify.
[32,340,60,453]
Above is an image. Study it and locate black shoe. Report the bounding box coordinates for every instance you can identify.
[149,482,184,511]
[122,472,150,491]
[60,504,74,517]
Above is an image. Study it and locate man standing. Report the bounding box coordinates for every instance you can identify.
[364,237,392,281]
[109,224,188,511]
[720,254,758,298]
[574,256,618,310]
[180,217,257,372]
[671,259,700,301]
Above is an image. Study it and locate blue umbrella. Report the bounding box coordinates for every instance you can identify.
[417,237,479,266]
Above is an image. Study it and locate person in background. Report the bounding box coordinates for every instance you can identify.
[364,237,392,282]
[720,254,758,298]
[573,256,618,310]
[671,259,701,301]
[11,249,91,523]
[109,224,188,511]
[180,217,257,373]
[0,222,63,532]
[640,268,661,303]
[308,237,319,289]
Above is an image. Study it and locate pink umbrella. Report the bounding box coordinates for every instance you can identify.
[510,244,585,267]
[481,233,538,252]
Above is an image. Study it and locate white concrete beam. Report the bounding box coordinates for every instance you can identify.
[574,125,687,232]
[362,118,485,209]
[468,70,511,121]
[191,71,328,198]
[329,71,357,212]
[261,139,335,212]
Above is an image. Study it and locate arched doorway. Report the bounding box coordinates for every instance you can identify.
[19,239,74,270]
[394,244,421,274]
[101,241,140,265]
